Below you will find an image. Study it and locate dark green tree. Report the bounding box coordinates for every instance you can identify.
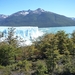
[7,27,18,47]
[0,42,15,66]
[71,30,75,57]
[46,37,60,75]
[55,31,69,54]
[35,60,48,75]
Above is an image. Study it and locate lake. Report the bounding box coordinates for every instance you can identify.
[39,26,75,34]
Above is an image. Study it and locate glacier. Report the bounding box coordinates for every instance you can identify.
[0,26,43,46]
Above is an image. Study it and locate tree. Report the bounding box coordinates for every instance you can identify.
[17,60,32,75]
[6,27,20,63]
[33,33,55,59]
[55,31,69,54]
[7,27,18,47]
[46,37,60,75]
[0,42,15,66]
[0,27,20,66]
[36,60,48,75]
[71,30,75,57]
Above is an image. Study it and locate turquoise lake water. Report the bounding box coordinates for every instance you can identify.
[39,26,75,34]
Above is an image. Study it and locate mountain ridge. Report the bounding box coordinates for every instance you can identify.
[0,8,75,27]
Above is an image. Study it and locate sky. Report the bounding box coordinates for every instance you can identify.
[0,0,75,17]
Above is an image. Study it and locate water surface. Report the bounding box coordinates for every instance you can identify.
[39,26,75,34]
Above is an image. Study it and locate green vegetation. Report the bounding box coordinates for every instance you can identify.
[0,28,75,75]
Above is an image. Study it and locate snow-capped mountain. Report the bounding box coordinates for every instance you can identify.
[11,10,29,16]
[0,14,8,22]
[71,17,75,21]
[32,8,45,14]
[11,8,46,16]
[0,8,75,27]
[0,14,8,19]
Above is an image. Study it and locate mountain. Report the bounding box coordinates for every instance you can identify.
[0,14,8,22]
[0,14,8,19]
[0,8,75,27]
[71,17,75,21]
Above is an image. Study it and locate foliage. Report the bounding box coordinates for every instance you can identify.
[0,42,16,66]
[0,30,75,75]
[7,27,18,47]
[35,60,48,75]
[1,66,12,75]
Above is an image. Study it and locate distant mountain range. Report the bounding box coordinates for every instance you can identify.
[0,8,75,27]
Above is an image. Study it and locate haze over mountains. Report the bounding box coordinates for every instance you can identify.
[0,8,75,27]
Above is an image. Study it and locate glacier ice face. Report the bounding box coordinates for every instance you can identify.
[0,26,43,46]
[15,27,39,40]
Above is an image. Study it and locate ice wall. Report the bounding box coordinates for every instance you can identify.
[0,26,43,45]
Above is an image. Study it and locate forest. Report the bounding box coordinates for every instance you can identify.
[0,28,75,75]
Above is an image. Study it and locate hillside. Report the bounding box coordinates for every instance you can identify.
[0,8,75,27]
